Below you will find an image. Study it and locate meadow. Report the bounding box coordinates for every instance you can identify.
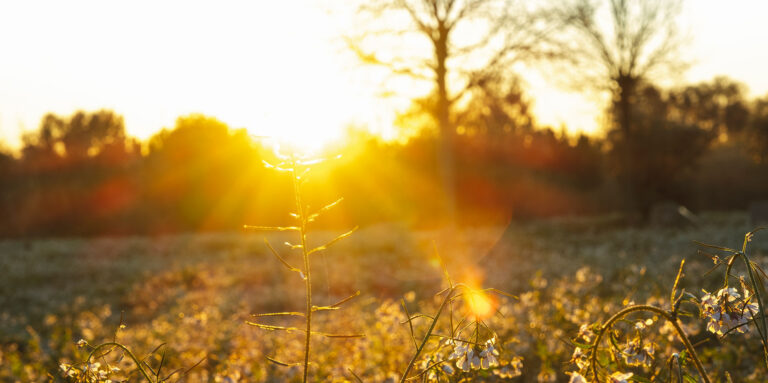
[1,211,766,382]
[4,0,768,381]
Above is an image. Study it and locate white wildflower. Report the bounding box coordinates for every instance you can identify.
[622,339,654,367]
[701,286,759,336]
[479,337,500,368]
[568,371,589,383]
[577,324,595,343]
[571,346,590,369]
[449,337,500,371]
[608,371,633,383]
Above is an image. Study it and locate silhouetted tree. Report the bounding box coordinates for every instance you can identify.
[20,114,64,172]
[22,110,130,163]
[668,77,750,139]
[11,110,141,235]
[559,0,686,215]
[607,84,714,215]
[748,94,768,163]
[61,111,127,161]
[144,115,266,231]
[454,74,535,137]
[415,74,606,220]
[350,0,562,223]
[0,143,13,213]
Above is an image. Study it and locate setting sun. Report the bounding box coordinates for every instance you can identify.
[0,0,397,150]
[2,1,767,147]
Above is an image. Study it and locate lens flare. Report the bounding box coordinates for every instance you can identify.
[466,289,496,320]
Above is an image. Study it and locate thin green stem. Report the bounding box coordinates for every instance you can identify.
[85,342,155,382]
[400,287,455,383]
[743,228,768,369]
[589,305,710,383]
[723,250,768,368]
[741,254,768,369]
[292,163,312,383]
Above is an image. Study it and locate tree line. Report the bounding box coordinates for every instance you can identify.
[346,0,768,221]
[0,75,767,236]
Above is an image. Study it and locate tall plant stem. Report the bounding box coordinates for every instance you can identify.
[589,305,710,383]
[400,287,455,383]
[724,250,768,368]
[292,164,312,383]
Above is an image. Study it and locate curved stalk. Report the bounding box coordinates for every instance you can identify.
[589,305,710,383]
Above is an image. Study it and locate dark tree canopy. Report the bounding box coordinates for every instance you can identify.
[748,94,768,163]
[667,77,750,138]
[455,74,535,137]
[607,84,715,214]
[21,110,136,167]
[350,0,562,223]
[558,0,687,215]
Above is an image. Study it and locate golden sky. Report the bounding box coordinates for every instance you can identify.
[0,0,767,150]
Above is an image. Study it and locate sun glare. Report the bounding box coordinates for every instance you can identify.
[0,1,398,150]
[243,104,348,154]
[461,269,497,320]
[466,288,496,320]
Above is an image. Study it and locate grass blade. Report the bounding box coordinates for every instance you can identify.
[308,226,359,255]
[243,225,300,232]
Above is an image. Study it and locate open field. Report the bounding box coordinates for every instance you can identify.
[4,1,768,382]
[1,212,767,382]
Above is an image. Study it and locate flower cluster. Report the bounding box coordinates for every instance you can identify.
[448,337,501,371]
[571,346,589,370]
[59,362,119,382]
[700,286,759,336]
[569,324,596,370]
[622,339,654,367]
[577,324,595,343]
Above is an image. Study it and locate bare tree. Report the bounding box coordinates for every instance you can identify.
[348,0,561,223]
[558,0,686,215]
[748,94,768,163]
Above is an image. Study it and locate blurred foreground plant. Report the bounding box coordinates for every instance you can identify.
[575,228,768,382]
[398,250,520,382]
[696,227,768,368]
[61,316,204,382]
[574,260,710,383]
[245,151,363,382]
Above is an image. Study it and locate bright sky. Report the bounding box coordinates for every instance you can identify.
[1,0,767,150]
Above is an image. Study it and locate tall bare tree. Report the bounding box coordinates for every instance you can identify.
[748,94,768,163]
[348,0,560,223]
[558,0,686,215]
